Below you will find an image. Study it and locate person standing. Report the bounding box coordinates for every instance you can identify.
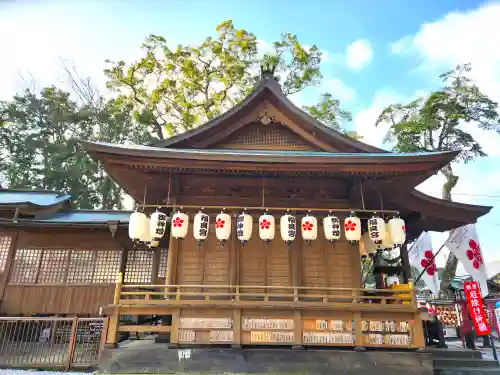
[463,314,476,350]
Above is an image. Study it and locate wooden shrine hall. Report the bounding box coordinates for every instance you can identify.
[83,68,491,350]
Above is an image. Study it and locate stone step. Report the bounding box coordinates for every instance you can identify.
[435,367,500,375]
[424,348,483,360]
[434,358,499,369]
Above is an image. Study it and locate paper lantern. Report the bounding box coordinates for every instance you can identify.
[362,232,377,256]
[129,211,148,241]
[367,216,386,249]
[386,275,399,287]
[280,211,296,244]
[380,224,393,250]
[389,216,406,245]
[237,211,253,244]
[344,213,361,241]
[301,214,317,241]
[215,211,231,242]
[323,213,341,242]
[139,217,152,244]
[171,210,189,239]
[149,209,168,240]
[359,238,368,258]
[193,210,210,243]
[259,211,275,242]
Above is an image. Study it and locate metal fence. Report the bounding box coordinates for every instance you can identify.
[0,316,107,370]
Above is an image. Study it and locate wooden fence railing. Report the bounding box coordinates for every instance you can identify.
[0,316,108,370]
[102,274,424,349]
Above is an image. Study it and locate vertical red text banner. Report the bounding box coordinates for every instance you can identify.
[464,281,491,336]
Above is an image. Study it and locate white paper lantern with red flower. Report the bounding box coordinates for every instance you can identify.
[368,216,386,249]
[193,210,210,243]
[362,232,377,256]
[301,214,317,241]
[323,213,341,242]
[388,216,406,245]
[344,213,361,241]
[380,224,393,249]
[280,211,296,244]
[259,211,275,242]
[237,211,253,244]
[129,211,148,241]
[171,210,189,239]
[215,211,231,242]
[386,275,399,288]
[149,209,168,240]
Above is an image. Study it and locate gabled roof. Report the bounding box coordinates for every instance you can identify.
[152,76,385,153]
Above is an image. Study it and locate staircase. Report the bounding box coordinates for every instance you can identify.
[425,348,500,374]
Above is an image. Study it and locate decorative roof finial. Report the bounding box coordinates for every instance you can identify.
[260,61,278,81]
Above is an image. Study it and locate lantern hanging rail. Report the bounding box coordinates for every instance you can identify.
[137,204,400,215]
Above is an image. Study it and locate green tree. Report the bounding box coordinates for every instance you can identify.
[0,85,153,209]
[376,64,500,296]
[105,20,353,138]
[303,93,360,138]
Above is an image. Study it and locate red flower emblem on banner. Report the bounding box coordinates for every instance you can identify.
[420,250,437,276]
[302,221,314,231]
[344,220,357,231]
[172,216,184,228]
[215,218,225,229]
[466,239,483,269]
[260,219,270,230]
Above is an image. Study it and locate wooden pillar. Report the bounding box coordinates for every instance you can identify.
[0,231,18,310]
[292,310,303,349]
[409,281,425,348]
[401,243,411,283]
[152,248,161,284]
[232,308,242,348]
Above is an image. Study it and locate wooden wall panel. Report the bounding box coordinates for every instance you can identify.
[176,221,231,291]
[16,229,122,250]
[239,224,266,292]
[301,237,360,294]
[1,285,115,315]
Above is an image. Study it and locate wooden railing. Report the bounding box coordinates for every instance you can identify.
[117,283,416,308]
[102,274,424,350]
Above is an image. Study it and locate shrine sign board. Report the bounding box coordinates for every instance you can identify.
[464,281,491,336]
[250,331,294,343]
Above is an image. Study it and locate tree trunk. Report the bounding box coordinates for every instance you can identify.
[438,164,460,298]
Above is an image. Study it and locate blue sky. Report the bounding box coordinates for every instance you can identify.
[1,0,499,272]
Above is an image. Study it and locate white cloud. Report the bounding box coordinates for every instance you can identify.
[390,2,500,155]
[324,78,356,103]
[353,90,410,147]
[345,39,373,71]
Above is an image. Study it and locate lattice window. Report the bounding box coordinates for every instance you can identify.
[219,123,315,150]
[0,236,12,272]
[10,249,42,283]
[158,248,168,279]
[124,250,153,284]
[93,250,122,283]
[37,250,69,284]
[67,250,95,284]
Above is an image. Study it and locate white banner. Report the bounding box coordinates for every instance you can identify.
[408,231,440,295]
[445,224,488,297]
